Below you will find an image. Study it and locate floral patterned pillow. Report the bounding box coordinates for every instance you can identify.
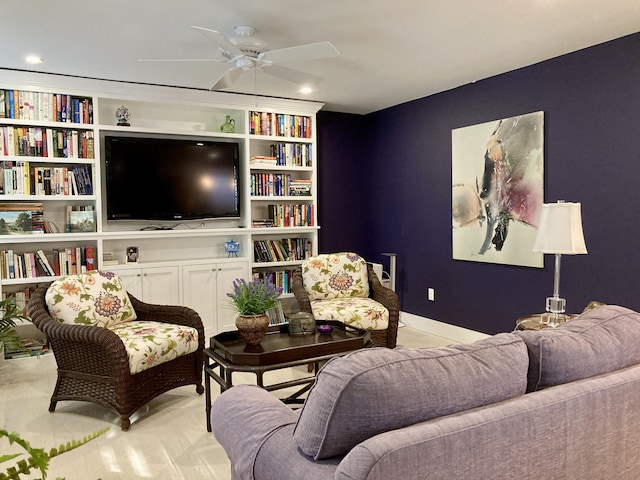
[45,270,137,328]
[302,253,369,300]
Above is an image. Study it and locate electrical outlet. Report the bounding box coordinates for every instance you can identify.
[427,287,435,301]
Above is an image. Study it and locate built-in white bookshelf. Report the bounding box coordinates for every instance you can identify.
[0,69,321,335]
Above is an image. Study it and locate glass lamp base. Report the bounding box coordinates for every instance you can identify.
[540,312,572,327]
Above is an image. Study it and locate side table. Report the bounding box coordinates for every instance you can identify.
[515,313,576,330]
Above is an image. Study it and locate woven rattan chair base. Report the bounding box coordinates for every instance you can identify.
[28,283,205,431]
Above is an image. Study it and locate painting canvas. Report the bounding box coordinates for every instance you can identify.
[0,203,44,235]
[452,111,544,267]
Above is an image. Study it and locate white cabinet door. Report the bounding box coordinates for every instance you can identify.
[111,265,179,305]
[182,261,249,335]
[114,268,143,299]
[216,262,249,333]
[141,266,180,305]
[182,263,216,332]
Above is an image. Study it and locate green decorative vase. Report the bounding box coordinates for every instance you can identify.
[236,313,269,345]
[220,115,236,133]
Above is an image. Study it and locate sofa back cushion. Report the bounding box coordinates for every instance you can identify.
[516,305,640,392]
[301,253,369,300]
[45,270,137,328]
[293,333,528,460]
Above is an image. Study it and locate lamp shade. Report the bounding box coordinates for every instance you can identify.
[533,202,587,254]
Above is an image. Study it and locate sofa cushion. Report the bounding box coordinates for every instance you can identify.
[45,270,136,328]
[516,305,640,392]
[293,333,528,460]
[301,253,369,300]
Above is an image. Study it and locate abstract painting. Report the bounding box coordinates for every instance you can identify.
[452,111,544,267]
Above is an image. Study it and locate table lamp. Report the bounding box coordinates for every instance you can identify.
[533,201,587,326]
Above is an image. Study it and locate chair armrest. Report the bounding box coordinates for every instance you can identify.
[367,265,399,311]
[292,268,312,314]
[368,265,400,348]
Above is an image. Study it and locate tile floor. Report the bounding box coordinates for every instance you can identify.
[0,326,456,480]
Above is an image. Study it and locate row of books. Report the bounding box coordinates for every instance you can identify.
[0,126,95,159]
[0,89,93,124]
[0,246,96,279]
[253,237,313,263]
[249,143,313,167]
[253,269,296,295]
[4,338,49,359]
[271,142,312,167]
[250,173,312,197]
[265,302,286,325]
[2,287,34,312]
[0,162,93,196]
[266,204,314,227]
[249,111,312,138]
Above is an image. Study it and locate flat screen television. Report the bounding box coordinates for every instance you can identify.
[104,135,241,221]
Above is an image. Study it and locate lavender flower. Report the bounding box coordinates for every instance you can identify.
[227,277,282,315]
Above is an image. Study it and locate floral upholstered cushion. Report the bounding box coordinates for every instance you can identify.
[109,320,199,375]
[45,270,136,328]
[311,298,389,330]
[301,253,369,300]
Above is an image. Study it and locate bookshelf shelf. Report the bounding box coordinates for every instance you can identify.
[251,196,315,201]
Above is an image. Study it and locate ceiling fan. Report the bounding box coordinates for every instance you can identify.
[140,25,340,91]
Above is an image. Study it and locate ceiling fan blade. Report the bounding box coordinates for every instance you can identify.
[191,25,244,59]
[259,41,339,64]
[138,58,223,62]
[210,67,244,90]
[262,65,324,86]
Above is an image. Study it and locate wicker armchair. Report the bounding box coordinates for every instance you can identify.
[27,281,205,431]
[292,254,400,348]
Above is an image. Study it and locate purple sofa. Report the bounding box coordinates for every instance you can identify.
[212,305,640,479]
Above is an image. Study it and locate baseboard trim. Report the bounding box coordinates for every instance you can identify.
[400,312,490,344]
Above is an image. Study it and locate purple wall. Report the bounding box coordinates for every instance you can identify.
[318,32,640,334]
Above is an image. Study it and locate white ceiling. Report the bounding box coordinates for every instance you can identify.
[2,0,639,114]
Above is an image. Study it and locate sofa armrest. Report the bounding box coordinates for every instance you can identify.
[292,267,312,314]
[211,385,299,480]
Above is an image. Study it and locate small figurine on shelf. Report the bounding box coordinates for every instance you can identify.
[126,246,139,264]
[225,240,240,258]
[220,115,235,133]
[115,105,131,126]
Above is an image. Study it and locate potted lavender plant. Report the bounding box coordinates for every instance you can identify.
[227,278,282,345]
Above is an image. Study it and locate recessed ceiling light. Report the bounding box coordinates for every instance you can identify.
[25,55,43,65]
[299,86,313,94]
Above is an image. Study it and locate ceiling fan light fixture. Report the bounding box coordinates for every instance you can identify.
[236,57,255,69]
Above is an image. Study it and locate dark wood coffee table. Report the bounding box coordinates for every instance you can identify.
[204,321,372,431]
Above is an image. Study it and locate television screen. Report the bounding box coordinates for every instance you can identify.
[104,135,241,221]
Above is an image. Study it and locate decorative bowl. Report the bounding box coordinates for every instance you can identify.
[317,324,334,334]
